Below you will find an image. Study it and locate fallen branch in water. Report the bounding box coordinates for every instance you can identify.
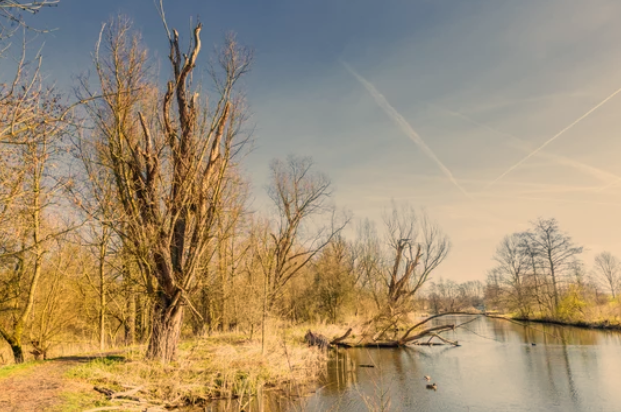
[306,312,492,349]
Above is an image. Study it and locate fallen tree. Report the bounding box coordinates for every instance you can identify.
[305,312,498,349]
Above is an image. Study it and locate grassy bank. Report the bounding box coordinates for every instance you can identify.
[506,301,621,331]
[65,326,328,410]
[511,317,621,331]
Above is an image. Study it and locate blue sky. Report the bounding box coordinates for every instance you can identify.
[20,0,621,282]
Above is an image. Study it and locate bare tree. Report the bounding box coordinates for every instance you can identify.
[383,203,449,312]
[0,0,58,39]
[0,59,68,363]
[492,233,532,317]
[593,251,620,298]
[78,16,251,362]
[312,236,356,323]
[352,218,383,306]
[259,155,349,309]
[521,218,583,314]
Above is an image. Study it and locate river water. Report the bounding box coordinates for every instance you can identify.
[209,316,621,412]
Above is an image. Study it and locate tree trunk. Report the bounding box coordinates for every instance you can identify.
[98,251,106,351]
[1,332,25,364]
[146,295,184,362]
[125,292,136,346]
[10,341,24,364]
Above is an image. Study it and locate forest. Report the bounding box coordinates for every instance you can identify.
[0,1,620,411]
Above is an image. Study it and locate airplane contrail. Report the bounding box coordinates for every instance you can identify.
[427,103,621,184]
[341,60,472,199]
[594,177,621,193]
[485,84,621,188]
[477,193,621,207]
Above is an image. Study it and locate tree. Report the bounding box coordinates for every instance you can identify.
[491,233,532,317]
[312,236,356,323]
[593,251,620,298]
[0,0,57,14]
[259,155,349,309]
[0,0,58,40]
[521,218,583,314]
[383,203,449,312]
[0,62,68,363]
[78,16,251,362]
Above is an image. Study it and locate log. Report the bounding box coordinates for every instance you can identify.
[331,328,353,344]
[304,330,331,350]
[93,385,146,403]
[305,328,354,349]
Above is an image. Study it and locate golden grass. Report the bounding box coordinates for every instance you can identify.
[67,324,327,407]
[579,300,621,325]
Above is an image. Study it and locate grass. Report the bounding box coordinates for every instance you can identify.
[511,300,621,329]
[66,325,327,409]
[53,390,112,412]
[0,360,43,380]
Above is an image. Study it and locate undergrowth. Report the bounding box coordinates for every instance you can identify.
[67,326,327,407]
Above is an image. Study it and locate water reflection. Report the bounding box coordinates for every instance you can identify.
[207,317,621,411]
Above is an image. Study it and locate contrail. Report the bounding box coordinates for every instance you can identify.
[477,193,621,207]
[428,103,621,184]
[341,60,472,199]
[594,177,621,193]
[485,84,621,188]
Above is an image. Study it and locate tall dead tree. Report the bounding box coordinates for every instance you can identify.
[78,16,251,362]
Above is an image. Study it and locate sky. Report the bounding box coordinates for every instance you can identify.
[17,0,621,282]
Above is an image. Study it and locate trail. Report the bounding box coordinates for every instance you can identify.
[0,353,125,412]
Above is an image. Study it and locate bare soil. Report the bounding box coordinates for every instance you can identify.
[0,354,121,412]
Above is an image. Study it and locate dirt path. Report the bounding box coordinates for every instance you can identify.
[0,354,122,412]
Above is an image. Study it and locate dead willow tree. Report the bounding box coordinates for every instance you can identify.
[370,204,450,335]
[77,17,251,362]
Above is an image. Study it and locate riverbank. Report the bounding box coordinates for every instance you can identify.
[511,317,621,331]
[0,326,330,411]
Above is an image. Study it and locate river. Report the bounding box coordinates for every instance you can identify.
[208,316,621,412]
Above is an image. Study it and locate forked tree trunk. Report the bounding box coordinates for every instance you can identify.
[146,295,184,362]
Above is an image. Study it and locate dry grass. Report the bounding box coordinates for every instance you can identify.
[0,340,104,367]
[580,301,621,325]
[67,324,327,407]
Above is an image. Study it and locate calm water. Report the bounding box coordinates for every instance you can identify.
[210,316,621,412]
